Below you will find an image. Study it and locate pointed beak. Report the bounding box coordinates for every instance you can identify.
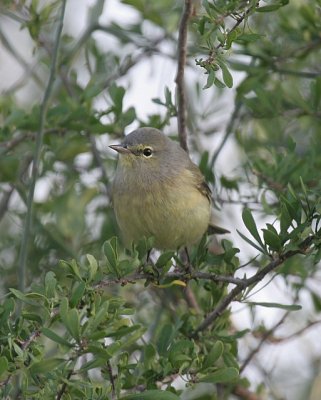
[109,144,131,154]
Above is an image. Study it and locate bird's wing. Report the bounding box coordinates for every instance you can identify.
[197,180,212,203]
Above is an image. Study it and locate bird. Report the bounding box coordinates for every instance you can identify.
[109,127,228,250]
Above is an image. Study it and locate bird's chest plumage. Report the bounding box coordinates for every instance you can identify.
[112,169,211,249]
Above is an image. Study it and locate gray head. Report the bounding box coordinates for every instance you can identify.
[109,127,190,175]
[109,127,193,187]
[110,127,171,156]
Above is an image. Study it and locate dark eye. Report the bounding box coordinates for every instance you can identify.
[143,147,153,157]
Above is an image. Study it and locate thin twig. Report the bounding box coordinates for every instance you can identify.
[87,133,111,200]
[233,385,263,400]
[20,330,41,350]
[202,4,257,69]
[0,133,29,156]
[211,102,241,168]
[17,0,67,293]
[254,319,321,344]
[0,27,43,89]
[175,0,193,152]
[271,67,321,79]
[216,1,260,50]
[107,360,116,399]
[56,369,74,400]
[0,185,14,223]
[240,310,290,373]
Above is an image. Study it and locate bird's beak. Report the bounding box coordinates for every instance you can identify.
[109,144,131,154]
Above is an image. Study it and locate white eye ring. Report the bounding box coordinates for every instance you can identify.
[142,147,153,158]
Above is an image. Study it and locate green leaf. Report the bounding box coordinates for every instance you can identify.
[79,357,108,372]
[245,301,301,311]
[213,77,226,89]
[144,343,156,368]
[42,327,73,347]
[60,259,82,280]
[106,324,142,339]
[66,309,81,342]
[242,208,265,249]
[84,300,109,334]
[203,69,216,89]
[70,281,86,308]
[59,298,81,342]
[256,4,286,12]
[311,291,321,312]
[237,230,266,254]
[280,203,292,234]
[219,61,233,88]
[133,236,154,260]
[59,297,69,323]
[86,254,98,281]
[281,195,300,224]
[234,33,264,44]
[120,390,180,400]
[109,84,125,114]
[22,312,43,324]
[200,367,239,383]
[262,228,282,252]
[157,324,174,356]
[9,288,41,306]
[0,356,8,377]
[103,237,120,278]
[156,251,174,268]
[203,341,224,369]
[44,271,57,298]
[29,358,66,375]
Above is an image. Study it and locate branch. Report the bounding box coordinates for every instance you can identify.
[175,0,193,152]
[210,101,241,168]
[0,185,14,223]
[56,369,74,400]
[20,330,41,350]
[0,27,43,89]
[192,236,314,336]
[240,310,290,373]
[17,0,67,293]
[271,67,321,79]
[107,360,116,400]
[233,385,263,400]
[0,133,29,156]
[253,319,321,344]
[87,133,111,201]
[62,23,168,92]
[216,5,255,51]
[202,3,257,69]
[94,270,247,290]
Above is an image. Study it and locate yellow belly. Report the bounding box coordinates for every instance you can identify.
[113,180,210,249]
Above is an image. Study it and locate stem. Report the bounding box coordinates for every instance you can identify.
[17,0,67,293]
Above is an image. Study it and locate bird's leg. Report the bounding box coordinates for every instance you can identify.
[180,246,192,274]
[146,249,152,263]
[142,249,160,283]
[184,247,190,264]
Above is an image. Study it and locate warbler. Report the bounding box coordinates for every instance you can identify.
[110,127,227,250]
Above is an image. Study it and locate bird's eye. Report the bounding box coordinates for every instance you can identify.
[142,147,153,158]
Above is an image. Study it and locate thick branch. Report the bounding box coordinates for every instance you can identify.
[192,236,314,336]
[175,0,193,152]
[95,270,246,290]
